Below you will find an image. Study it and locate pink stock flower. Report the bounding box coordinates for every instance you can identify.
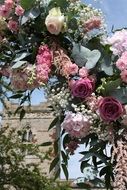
[83,16,101,32]
[70,78,94,99]
[7,20,18,32]
[120,69,127,83]
[15,5,24,16]
[36,45,52,67]
[4,0,14,9]
[79,67,88,78]
[36,65,49,85]
[116,51,127,71]
[61,112,90,138]
[98,97,123,122]
[0,5,10,17]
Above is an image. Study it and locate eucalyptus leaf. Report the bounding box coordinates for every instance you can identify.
[72,44,101,68]
[101,55,113,76]
[21,8,40,25]
[13,52,30,62]
[72,44,90,67]
[12,61,27,69]
[85,50,101,69]
[110,87,127,104]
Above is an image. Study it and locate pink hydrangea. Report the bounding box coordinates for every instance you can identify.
[79,67,88,78]
[107,29,127,56]
[83,16,101,32]
[120,69,127,83]
[61,112,90,138]
[36,45,52,67]
[15,5,24,16]
[7,20,18,32]
[116,51,127,71]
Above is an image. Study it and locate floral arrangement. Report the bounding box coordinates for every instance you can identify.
[0,0,127,189]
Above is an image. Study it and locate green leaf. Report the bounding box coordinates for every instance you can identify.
[49,156,59,172]
[61,151,68,165]
[54,167,61,180]
[13,52,30,62]
[12,61,27,69]
[68,17,78,30]
[61,164,69,180]
[103,79,121,95]
[40,142,52,146]
[80,161,91,173]
[48,117,59,131]
[21,0,35,10]
[49,0,69,10]
[20,109,26,121]
[9,94,23,99]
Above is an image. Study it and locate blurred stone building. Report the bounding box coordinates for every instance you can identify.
[1,101,55,176]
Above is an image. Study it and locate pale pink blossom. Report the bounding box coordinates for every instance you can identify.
[61,112,90,138]
[7,20,18,32]
[0,5,10,17]
[15,5,24,16]
[120,69,127,83]
[79,67,88,78]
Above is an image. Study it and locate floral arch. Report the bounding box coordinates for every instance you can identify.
[0,0,127,189]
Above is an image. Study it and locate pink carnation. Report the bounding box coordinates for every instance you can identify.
[79,67,88,78]
[7,20,18,32]
[83,16,101,32]
[61,112,90,138]
[36,45,52,67]
[120,69,127,83]
[61,63,78,77]
[15,5,24,16]
[4,0,14,9]
[0,5,10,17]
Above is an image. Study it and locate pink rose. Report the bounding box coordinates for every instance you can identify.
[4,0,14,9]
[99,97,123,122]
[15,5,24,16]
[70,78,94,99]
[7,20,18,32]
[120,69,127,83]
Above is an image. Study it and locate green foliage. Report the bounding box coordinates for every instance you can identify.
[21,0,36,10]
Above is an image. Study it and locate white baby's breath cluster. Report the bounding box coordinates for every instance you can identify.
[48,86,71,115]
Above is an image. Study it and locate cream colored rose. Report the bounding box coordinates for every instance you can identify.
[45,7,64,35]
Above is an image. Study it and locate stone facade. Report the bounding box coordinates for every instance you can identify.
[1,101,55,176]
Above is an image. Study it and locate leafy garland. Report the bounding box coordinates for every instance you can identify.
[0,0,127,189]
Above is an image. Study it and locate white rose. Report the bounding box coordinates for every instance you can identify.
[45,7,64,35]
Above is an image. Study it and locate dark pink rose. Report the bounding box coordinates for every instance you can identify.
[99,97,123,122]
[70,78,94,98]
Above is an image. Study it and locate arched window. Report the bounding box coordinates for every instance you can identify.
[22,124,33,143]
